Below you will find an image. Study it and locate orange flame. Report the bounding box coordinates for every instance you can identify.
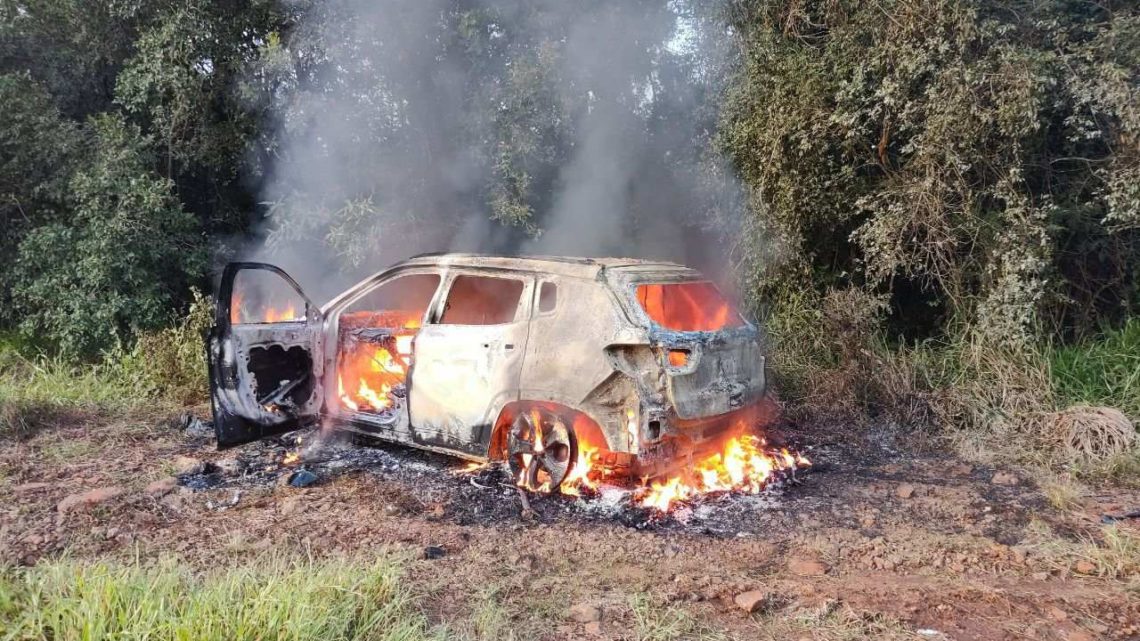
[337,315,420,412]
[635,282,745,332]
[282,436,303,465]
[230,290,301,324]
[638,430,809,511]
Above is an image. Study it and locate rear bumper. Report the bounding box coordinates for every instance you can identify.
[631,397,778,479]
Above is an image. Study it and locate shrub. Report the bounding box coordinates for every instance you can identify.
[132,288,213,405]
[9,114,206,357]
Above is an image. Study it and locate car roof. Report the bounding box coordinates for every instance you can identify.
[393,252,696,279]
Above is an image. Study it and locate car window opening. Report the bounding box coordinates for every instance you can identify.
[440,275,524,326]
[231,270,306,324]
[635,282,746,332]
[336,273,440,415]
[538,282,557,314]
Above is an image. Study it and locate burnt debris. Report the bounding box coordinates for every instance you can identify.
[176,424,818,537]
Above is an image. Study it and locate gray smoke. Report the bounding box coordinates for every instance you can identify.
[243,0,746,301]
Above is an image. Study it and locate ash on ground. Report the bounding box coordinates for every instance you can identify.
[178,424,818,537]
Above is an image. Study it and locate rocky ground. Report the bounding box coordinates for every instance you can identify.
[1,408,1137,640]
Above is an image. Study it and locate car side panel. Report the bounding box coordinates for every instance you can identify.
[517,277,648,453]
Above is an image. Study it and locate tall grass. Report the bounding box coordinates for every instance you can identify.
[1050,318,1140,420]
[0,554,435,641]
[764,287,1139,470]
[0,290,212,437]
[0,338,149,437]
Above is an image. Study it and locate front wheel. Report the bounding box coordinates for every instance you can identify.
[506,409,578,492]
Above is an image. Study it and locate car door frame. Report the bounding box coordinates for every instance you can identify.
[407,268,535,455]
[321,265,446,438]
[208,262,324,448]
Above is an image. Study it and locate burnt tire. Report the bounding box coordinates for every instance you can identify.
[507,408,579,492]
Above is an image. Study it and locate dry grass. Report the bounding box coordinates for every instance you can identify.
[747,601,924,641]
[1049,406,1135,463]
[1025,519,1140,580]
[1037,473,1085,511]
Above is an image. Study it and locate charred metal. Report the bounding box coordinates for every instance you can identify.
[209,254,795,505]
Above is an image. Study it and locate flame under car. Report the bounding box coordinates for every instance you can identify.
[207,254,779,493]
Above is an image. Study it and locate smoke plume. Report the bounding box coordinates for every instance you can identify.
[244,0,744,300]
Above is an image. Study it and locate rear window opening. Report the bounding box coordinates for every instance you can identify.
[635,282,746,332]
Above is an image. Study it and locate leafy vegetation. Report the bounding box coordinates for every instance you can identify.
[0,0,1136,464]
[0,553,433,641]
[0,291,210,437]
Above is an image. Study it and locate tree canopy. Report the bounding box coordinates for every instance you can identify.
[0,0,1137,355]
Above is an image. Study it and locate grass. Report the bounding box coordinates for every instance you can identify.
[0,553,436,641]
[1025,519,1140,580]
[0,342,150,438]
[765,288,1140,478]
[630,594,725,641]
[0,292,211,438]
[1050,318,1140,420]
[1038,473,1084,510]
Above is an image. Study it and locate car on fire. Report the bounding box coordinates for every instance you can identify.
[208,254,774,490]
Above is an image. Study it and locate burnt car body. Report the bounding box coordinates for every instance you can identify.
[208,254,772,486]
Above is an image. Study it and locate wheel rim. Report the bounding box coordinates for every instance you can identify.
[507,410,578,491]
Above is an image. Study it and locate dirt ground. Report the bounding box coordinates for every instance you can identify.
[1,409,1137,641]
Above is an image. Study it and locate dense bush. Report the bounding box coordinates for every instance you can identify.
[11,115,205,356]
[721,0,1140,345]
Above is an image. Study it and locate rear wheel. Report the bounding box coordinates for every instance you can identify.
[507,409,578,492]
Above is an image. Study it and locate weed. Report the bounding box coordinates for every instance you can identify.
[1050,318,1140,420]
[1037,473,1084,511]
[1025,519,1140,580]
[462,587,515,641]
[630,594,725,641]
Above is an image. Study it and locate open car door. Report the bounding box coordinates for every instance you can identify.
[208,262,324,448]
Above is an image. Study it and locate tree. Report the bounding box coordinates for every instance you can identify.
[720,0,1140,343]
[11,115,205,356]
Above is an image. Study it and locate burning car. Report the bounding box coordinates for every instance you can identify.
[209,254,791,499]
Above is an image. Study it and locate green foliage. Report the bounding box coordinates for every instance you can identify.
[0,0,290,355]
[721,0,1140,344]
[0,74,81,308]
[10,114,205,356]
[132,288,213,405]
[1050,318,1140,420]
[0,553,435,641]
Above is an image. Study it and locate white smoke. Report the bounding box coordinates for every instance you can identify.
[241,0,746,301]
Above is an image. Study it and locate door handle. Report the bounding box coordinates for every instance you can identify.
[504,343,515,350]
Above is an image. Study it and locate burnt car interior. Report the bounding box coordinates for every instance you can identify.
[335,273,439,418]
[635,282,746,332]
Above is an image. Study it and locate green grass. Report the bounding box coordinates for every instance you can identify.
[0,292,211,437]
[0,341,151,438]
[630,594,725,641]
[0,553,436,641]
[1050,318,1140,420]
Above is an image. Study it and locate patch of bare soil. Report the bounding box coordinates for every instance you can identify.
[1,410,1137,641]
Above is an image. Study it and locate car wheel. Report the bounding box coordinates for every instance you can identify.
[507,408,579,492]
